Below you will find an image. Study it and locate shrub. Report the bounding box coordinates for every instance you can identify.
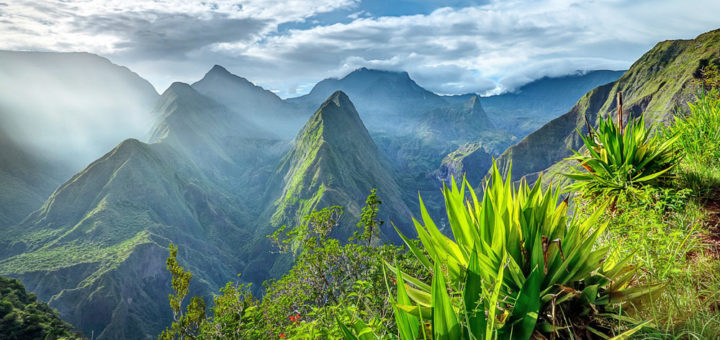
[344,162,658,339]
[565,110,680,203]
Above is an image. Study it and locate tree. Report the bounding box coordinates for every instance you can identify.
[160,244,206,340]
[355,189,384,246]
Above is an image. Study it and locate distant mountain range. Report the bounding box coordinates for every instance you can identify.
[0,46,638,338]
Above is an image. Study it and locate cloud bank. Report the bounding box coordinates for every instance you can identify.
[0,0,719,96]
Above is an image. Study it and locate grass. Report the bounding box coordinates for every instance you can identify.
[569,89,720,339]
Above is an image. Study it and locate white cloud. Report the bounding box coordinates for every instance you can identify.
[0,0,718,96]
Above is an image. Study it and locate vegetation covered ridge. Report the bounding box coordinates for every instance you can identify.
[158,60,720,339]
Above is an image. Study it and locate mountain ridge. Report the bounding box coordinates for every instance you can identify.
[497,29,720,181]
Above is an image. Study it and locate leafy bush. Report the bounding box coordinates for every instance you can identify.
[160,191,428,339]
[0,275,77,340]
[345,162,658,339]
[565,112,680,203]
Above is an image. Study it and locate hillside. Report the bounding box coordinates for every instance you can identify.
[191,65,305,137]
[0,139,252,339]
[270,91,412,240]
[497,29,720,181]
[0,129,64,226]
[0,275,77,339]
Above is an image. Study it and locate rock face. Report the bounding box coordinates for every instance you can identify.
[497,29,720,181]
[435,142,493,188]
[270,91,412,240]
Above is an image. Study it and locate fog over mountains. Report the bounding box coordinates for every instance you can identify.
[0,51,624,338]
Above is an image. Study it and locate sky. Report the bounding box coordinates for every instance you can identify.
[1,0,719,98]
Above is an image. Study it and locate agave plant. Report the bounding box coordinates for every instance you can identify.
[565,111,680,201]
[342,162,658,340]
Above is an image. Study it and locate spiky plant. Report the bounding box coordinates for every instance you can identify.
[565,111,680,202]
[342,162,657,340]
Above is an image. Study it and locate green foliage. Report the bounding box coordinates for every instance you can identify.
[565,112,680,203]
[697,61,720,90]
[666,89,720,169]
[161,191,427,339]
[160,244,207,340]
[0,275,77,340]
[354,189,384,246]
[560,87,720,338]
[346,162,657,339]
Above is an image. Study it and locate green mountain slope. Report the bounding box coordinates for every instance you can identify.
[0,129,64,227]
[497,29,720,181]
[0,51,159,228]
[0,139,251,339]
[270,91,412,239]
[0,275,77,339]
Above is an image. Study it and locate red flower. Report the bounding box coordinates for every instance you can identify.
[279,334,285,339]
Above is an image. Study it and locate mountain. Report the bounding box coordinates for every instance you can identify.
[0,51,158,171]
[191,65,305,137]
[434,142,493,187]
[288,68,448,133]
[0,128,64,226]
[0,275,77,339]
[417,95,494,141]
[446,70,624,137]
[497,29,720,181]
[269,91,412,240]
[0,139,252,339]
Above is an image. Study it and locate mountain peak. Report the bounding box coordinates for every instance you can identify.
[463,95,483,112]
[164,82,196,96]
[208,64,231,75]
[325,90,352,109]
[312,91,365,132]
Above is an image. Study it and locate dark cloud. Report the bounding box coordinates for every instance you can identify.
[73,11,269,59]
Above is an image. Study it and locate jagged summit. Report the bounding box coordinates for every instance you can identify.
[196,64,256,88]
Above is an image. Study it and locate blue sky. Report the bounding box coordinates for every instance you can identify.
[1,0,719,97]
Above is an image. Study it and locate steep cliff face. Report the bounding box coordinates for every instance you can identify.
[497,29,720,181]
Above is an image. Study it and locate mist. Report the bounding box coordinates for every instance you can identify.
[0,51,158,173]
